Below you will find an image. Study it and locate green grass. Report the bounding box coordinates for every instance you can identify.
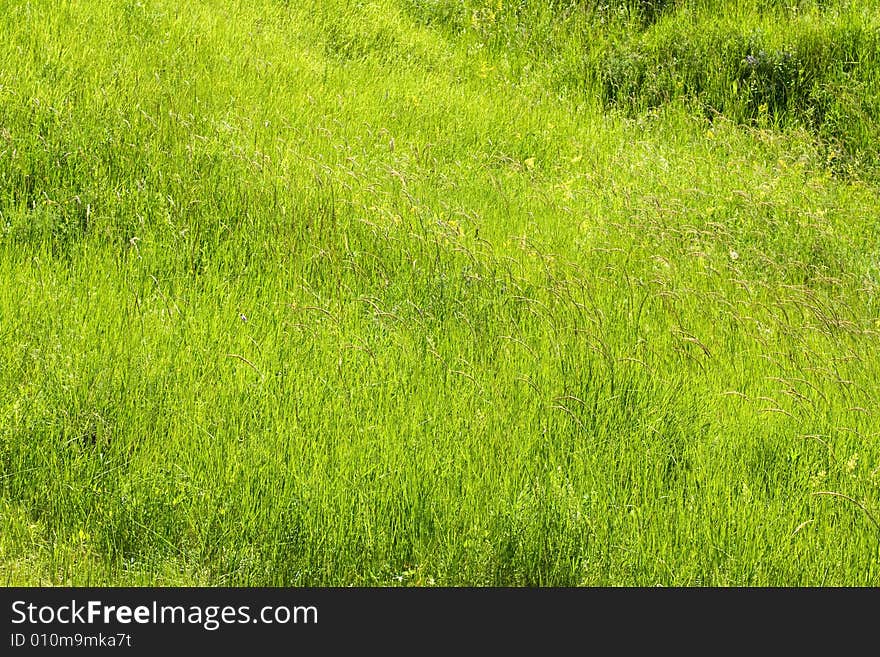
[1,0,879,585]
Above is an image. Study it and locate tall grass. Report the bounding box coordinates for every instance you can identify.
[1,0,879,585]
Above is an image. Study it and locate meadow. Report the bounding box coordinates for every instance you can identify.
[1,0,879,585]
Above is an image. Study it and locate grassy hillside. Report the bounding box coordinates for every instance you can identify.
[1,0,879,585]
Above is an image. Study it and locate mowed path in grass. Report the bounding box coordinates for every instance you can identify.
[1,0,879,584]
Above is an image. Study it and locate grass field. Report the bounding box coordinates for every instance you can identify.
[1,0,879,585]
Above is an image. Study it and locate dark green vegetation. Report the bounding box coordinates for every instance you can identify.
[1,0,879,584]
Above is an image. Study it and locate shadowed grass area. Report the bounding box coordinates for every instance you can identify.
[595,8,880,172]
[1,0,879,585]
